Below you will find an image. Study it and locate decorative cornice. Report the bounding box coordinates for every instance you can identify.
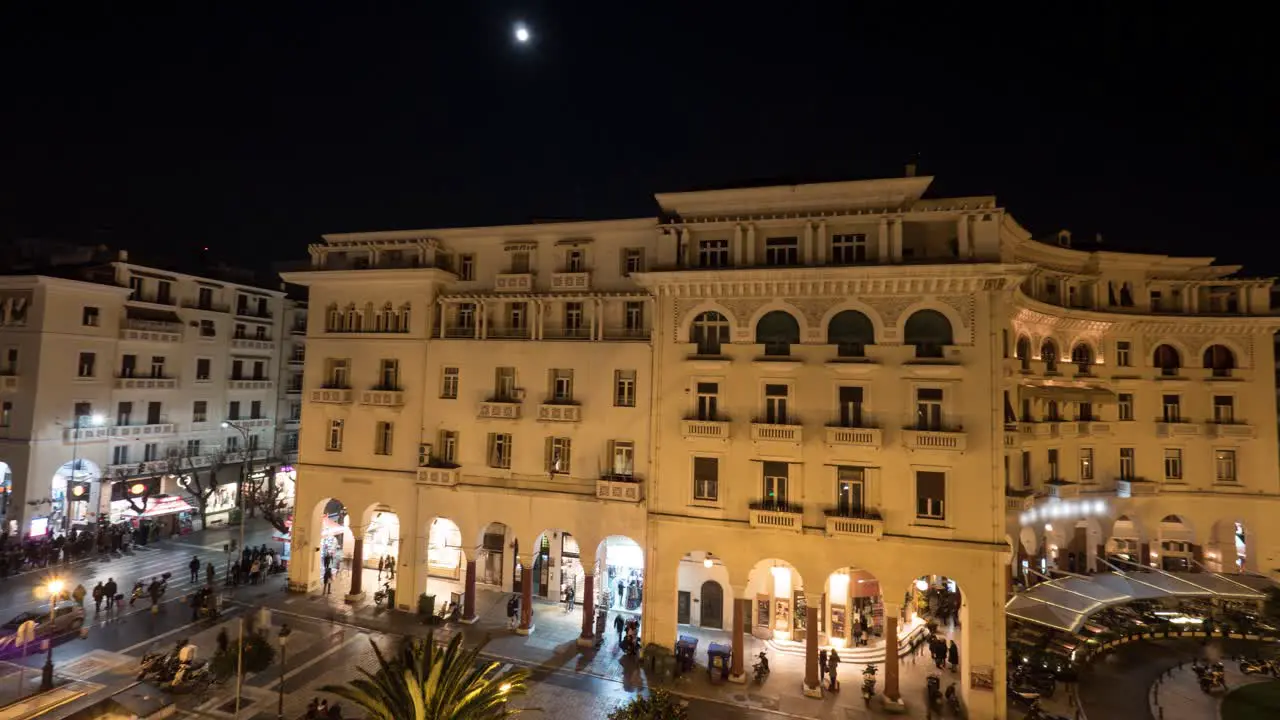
[1013,291,1280,334]
[439,291,650,302]
[634,264,1031,298]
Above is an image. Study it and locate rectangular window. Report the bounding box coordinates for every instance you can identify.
[0,401,11,428]
[614,370,636,407]
[198,287,213,309]
[915,388,943,430]
[228,401,241,420]
[697,239,730,268]
[693,457,719,502]
[830,234,867,264]
[1215,450,1237,482]
[566,249,585,272]
[623,248,645,275]
[234,324,247,339]
[379,359,400,390]
[765,237,799,266]
[1118,393,1134,421]
[116,402,132,426]
[144,442,159,462]
[375,421,394,455]
[508,302,528,331]
[196,358,211,380]
[254,325,267,340]
[440,367,459,399]
[253,361,265,380]
[564,302,584,333]
[624,301,645,332]
[457,303,476,330]
[327,419,344,451]
[325,358,350,388]
[459,254,475,281]
[439,430,459,464]
[128,276,143,297]
[1213,396,1235,423]
[192,401,207,423]
[186,439,201,456]
[250,400,262,419]
[1048,448,1060,480]
[610,440,635,477]
[77,352,96,378]
[696,382,719,421]
[1119,448,1135,479]
[1079,448,1094,481]
[915,471,946,520]
[1164,448,1183,480]
[1021,450,1031,488]
[1077,402,1094,422]
[838,386,864,427]
[488,433,512,469]
[762,461,789,508]
[495,367,517,401]
[764,384,789,425]
[200,319,216,337]
[156,281,172,305]
[73,402,92,420]
[120,354,136,378]
[1116,341,1131,367]
[510,251,530,274]
[547,437,571,473]
[113,445,129,465]
[551,369,574,402]
[4,348,16,374]
[248,433,261,451]
[836,466,865,517]
[231,360,244,380]
[150,356,165,378]
[1162,394,1181,423]
[82,306,100,326]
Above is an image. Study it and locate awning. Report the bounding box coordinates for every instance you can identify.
[1019,381,1116,404]
[1007,568,1274,633]
[120,494,194,519]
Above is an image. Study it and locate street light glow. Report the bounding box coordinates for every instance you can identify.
[513,23,530,44]
[47,579,65,596]
[90,413,105,426]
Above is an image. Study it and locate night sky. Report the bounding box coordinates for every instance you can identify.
[2,4,1274,273]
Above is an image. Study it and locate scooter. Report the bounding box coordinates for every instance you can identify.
[945,682,962,716]
[861,664,877,706]
[1007,682,1041,709]
[1239,657,1278,676]
[752,651,771,684]
[926,673,943,710]
[373,581,392,608]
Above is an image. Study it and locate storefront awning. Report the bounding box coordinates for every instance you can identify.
[120,494,194,519]
[1007,568,1274,633]
[1019,381,1116,404]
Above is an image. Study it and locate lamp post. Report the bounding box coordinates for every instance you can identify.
[64,413,104,531]
[222,420,251,718]
[276,623,292,720]
[40,579,64,691]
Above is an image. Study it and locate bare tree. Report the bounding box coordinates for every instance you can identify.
[171,451,225,530]
[244,467,291,534]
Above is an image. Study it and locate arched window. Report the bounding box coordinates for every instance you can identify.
[827,310,876,358]
[1153,344,1181,376]
[1016,335,1031,371]
[1071,343,1093,372]
[1203,344,1235,377]
[690,311,730,356]
[755,311,801,357]
[903,310,953,359]
[1041,339,1059,373]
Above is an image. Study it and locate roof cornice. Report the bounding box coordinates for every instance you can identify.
[1013,290,1280,333]
[280,267,457,287]
[633,263,1033,297]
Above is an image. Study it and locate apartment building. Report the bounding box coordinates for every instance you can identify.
[0,257,288,534]
[282,176,1280,720]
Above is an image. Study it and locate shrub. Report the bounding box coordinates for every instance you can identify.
[608,690,689,720]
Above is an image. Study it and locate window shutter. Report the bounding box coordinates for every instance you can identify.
[545,437,554,473]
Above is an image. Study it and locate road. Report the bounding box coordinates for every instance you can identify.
[1,522,780,719]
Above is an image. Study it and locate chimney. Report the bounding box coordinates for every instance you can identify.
[904,162,917,178]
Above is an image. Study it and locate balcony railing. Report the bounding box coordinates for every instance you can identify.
[111,423,176,438]
[602,327,649,341]
[1077,421,1112,437]
[360,389,405,407]
[224,448,269,463]
[748,502,803,533]
[443,326,476,339]
[230,338,276,352]
[488,327,532,340]
[537,403,582,422]
[1,374,18,392]
[108,459,171,476]
[287,353,305,365]
[494,273,533,292]
[902,428,967,451]
[115,377,178,390]
[1206,422,1256,439]
[417,466,460,487]
[597,475,643,503]
[750,422,802,443]
[228,379,274,391]
[290,324,307,335]
[180,300,230,313]
[1156,422,1201,438]
[1005,491,1035,512]
[1003,430,1020,448]
[543,327,592,340]
[1116,478,1159,497]
[285,385,303,395]
[236,307,274,320]
[550,272,591,291]
[1042,480,1080,499]
[63,426,111,442]
[824,509,883,539]
[681,419,729,440]
[1017,422,1054,439]
[120,320,182,343]
[227,417,273,429]
[310,388,353,404]
[824,426,881,448]
[478,400,522,420]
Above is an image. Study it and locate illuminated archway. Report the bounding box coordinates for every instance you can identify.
[52,458,101,529]
[745,558,806,643]
[676,551,732,630]
[824,567,882,649]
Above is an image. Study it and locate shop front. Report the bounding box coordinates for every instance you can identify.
[119,493,196,539]
[601,536,644,611]
[362,510,400,570]
[427,518,463,580]
[274,514,345,563]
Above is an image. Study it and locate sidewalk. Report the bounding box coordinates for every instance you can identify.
[1149,655,1269,720]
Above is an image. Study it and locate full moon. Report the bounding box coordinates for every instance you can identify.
[514,23,530,43]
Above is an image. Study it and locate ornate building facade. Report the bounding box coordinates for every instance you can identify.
[283,176,1280,720]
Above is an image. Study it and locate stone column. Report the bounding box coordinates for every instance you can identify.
[803,592,823,698]
[1140,542,1151,568]
[883,609,903,707]
[803,222,814,264]
[877,217,889,262]
[346,536,365,601]
[745,224,756,265]
[577,574,595,647]
[462,558,478,624]
[734,224,745,265]
[729,586,747,683]
[517,554,535,635]
[890,219,903,262]
[957,214,970,258]
[816,220,827,263]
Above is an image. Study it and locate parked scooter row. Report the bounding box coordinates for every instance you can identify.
[137,640,216,691]
[1239,656,1280,677]
[1192,661,1227,694]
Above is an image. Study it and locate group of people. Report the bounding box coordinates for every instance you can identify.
[0,523,135,575]
[304,697,344,719]
[610,569,643,611]
[924,633,960,671]
[228,544,281,586]
[376,554,396,580]
[613,614,641,653]
[817,648,843,691]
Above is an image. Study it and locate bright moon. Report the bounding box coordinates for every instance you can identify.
[514,24,530,43]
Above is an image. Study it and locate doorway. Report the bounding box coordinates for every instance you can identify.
[700,580,724,629]
[677,591,691,624]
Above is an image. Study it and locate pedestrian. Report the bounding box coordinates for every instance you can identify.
[506,596,519,629]
[377,556,384,581]
[323,566,333,595]
[852,624,862,647]
[617,580,624,602]
[819,649,828,685]
[387,558,395,580]
[103,578,118,616]
[92,582,105,613]
[948,640,959,671]
[206,562,216,586]
[614,613,625,644]
[189,555,200,583]
[250,558,261,585]
[322,552,332,571]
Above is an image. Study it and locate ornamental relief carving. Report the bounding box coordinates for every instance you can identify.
[720,299,769,329]
[864,295,918,327]
[782,298,835,327]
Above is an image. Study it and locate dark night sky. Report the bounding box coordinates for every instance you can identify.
[2,4,1275,273]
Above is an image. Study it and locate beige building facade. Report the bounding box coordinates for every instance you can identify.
[282,176,1280,720]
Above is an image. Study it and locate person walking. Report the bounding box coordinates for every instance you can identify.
[614,613,625,644]
[206,562,215,586]
[819,649,829,687]
[322,566,333,595]
[103,578,118,617]
[828,649,841,691]
[188,555,200,583]
[948,640,959,671]
[92,582,105,614]
[71,582,86,609]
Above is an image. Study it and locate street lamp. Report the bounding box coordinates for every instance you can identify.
[222,420,252,718]
[40,579,65,690]
[64,413,105,531]
[276,623,292,720]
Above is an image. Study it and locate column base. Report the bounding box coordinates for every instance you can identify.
[344,592,366,604]
[882,696,908,714]
[802,682,823,699]
[515,624,535,636]
[728,672,746,684]
[460,615,479,625]
[576,635,595,648]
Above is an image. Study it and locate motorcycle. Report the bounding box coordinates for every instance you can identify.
[1023,700,1071,720]
[945,682,962,716]
[926,673,943,709]
[1011,666,1056,698]
[1239,657,1278,676]
[752,651,770,684]
[861,664,877,706]
[137,651,168,680]
[373,581,392,608]
[1007,682,1041,709]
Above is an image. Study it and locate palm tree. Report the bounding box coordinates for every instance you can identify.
[322,632,531,719]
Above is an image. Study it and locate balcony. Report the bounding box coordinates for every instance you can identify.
[224,449,269,464]
[543,327,593,341]
[902,428,967,452]
[287,354,305,366]
[180,300,230,313]
[120,320,182,343]
[108,459,171,476]
[360,389,406,407]
[537,403,582,422]
[417,466,460,487]
[494,273,533,292]
[236,307,274,320]
[227,417,273,429]
[228,379,273,391]
[602,327,649,341]
[1005,490,1035,512]
[283,417,301,428]
[749,502,804,533]
[1017,422,1054,439]
[1206,423,1256,440]
[290,324,307,335]
[63,425,111,442]
[230,338,276,352]
[1042,480,1080,499]
[1077,421,1113,437]
[0,374,17,392]
[551,272,591,291]
[824,510,884,540]
[1003,430,1020,448]
[1116,478,1160,497]
[824,426,881,448]
[1156,421,1200,438]
[478,400,522,420]
[110,423,176,438]
[285,385,303,396]
[310,388,353,404]
[681,419,729,440]
[750,422,803,443]
[596,475,643,503]
[488,327,532,340]
[115,376,178,390]
[442,326,477,339]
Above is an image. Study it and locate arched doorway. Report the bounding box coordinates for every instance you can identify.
[596,536,644,613]
[530,529,577,601]
[676,551,731,629]
[52,458,101,530]
[426,518,464,602]
[360,505,401,603]
[478,521,510,589]
[1156,514,1195,571]
[745,558,805,643]
[1106,515,1143,566]
[825,567,882,648]
[699,580,724,629]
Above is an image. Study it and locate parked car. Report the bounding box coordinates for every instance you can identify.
[0,603,86,658]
